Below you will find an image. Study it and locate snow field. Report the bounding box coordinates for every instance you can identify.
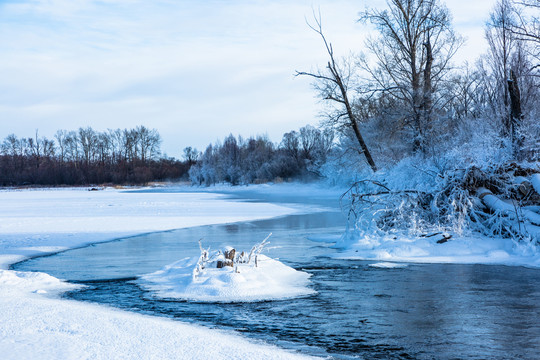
[0,278,313,360]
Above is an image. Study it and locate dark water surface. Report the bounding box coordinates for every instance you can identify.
[12,188,540,359]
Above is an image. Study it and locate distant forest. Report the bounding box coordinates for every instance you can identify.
[0,124,334,186]
[0,126,189,186]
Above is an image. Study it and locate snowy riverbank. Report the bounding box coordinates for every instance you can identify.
[0,186,315,360]
[332,232,540,268]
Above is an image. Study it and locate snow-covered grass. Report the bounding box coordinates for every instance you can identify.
[0,186,316,360]
[138,254,315,302]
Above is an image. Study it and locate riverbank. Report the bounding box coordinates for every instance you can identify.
[0,186,316,359]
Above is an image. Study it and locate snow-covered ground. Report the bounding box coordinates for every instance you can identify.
[0,186,315,360]
[333,232,540,268]
[3,182,540,359]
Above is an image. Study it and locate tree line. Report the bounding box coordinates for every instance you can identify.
[0,124,336,187]
[188,125,334,185]
[4,0,538,189]
[0,126,189,186]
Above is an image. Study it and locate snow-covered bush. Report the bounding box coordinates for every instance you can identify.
[342,156,540,247]
[192,234,272,279]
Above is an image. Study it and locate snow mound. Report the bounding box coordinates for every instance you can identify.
[0,269,82,295]
[137,254,316,302]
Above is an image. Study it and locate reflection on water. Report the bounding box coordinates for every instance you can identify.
[12,191,540,360]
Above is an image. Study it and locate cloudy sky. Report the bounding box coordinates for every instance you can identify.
[0,0,495,158]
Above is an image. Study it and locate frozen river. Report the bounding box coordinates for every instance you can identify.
[13,188,540,359]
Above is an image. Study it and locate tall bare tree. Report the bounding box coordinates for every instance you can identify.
[485,0,518,134]
[359,0,462,153]
[296,13,377,172]
[483,0,540,159]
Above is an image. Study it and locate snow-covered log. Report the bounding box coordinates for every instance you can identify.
[478,188,540,226]
[513,176,532,196]
[524,205,540,213]
[524,223,540,240]
[531,174,540,196]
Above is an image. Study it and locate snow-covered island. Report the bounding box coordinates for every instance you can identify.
[138,237,315,302]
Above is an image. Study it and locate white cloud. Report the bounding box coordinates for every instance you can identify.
[0,0,492,158]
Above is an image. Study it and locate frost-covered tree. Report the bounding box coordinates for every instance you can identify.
[359,0,463,153]
[188,127,334,186]
[480,0,540,160]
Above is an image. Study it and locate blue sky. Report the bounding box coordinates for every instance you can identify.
[0,0,495,158]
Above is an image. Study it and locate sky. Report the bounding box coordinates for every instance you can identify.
[0,0,496,159]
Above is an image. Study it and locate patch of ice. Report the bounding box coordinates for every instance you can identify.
[138,254,316,302]
[307,234,342,243]
[369,262,408,269]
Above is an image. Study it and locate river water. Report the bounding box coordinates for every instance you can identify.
[12,188,540,359]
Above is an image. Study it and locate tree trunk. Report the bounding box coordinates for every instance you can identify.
[335,69,378,172]
[422,38,433,149]
[478,187,540,226]
[507,69,523,159]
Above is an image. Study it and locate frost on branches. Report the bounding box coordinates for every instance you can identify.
[341,163,540,246]
[192,234,271,280]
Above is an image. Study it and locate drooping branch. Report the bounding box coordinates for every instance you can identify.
[296,11,377,172]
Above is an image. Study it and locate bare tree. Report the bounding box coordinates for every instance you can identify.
[1,134,23,157]
[508,0,540,61]
[296,13,377,172]
[281,131,300,162]
[445,63,485,121]
[483,0,540,159]
[55,130,68,163]
[64,131,80,163]
[359,0,463,153]
[136,125,161,164]
[78,127,98,165]
[485,0,518,134]
[25,130,51,168]
[183,146,199,165]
